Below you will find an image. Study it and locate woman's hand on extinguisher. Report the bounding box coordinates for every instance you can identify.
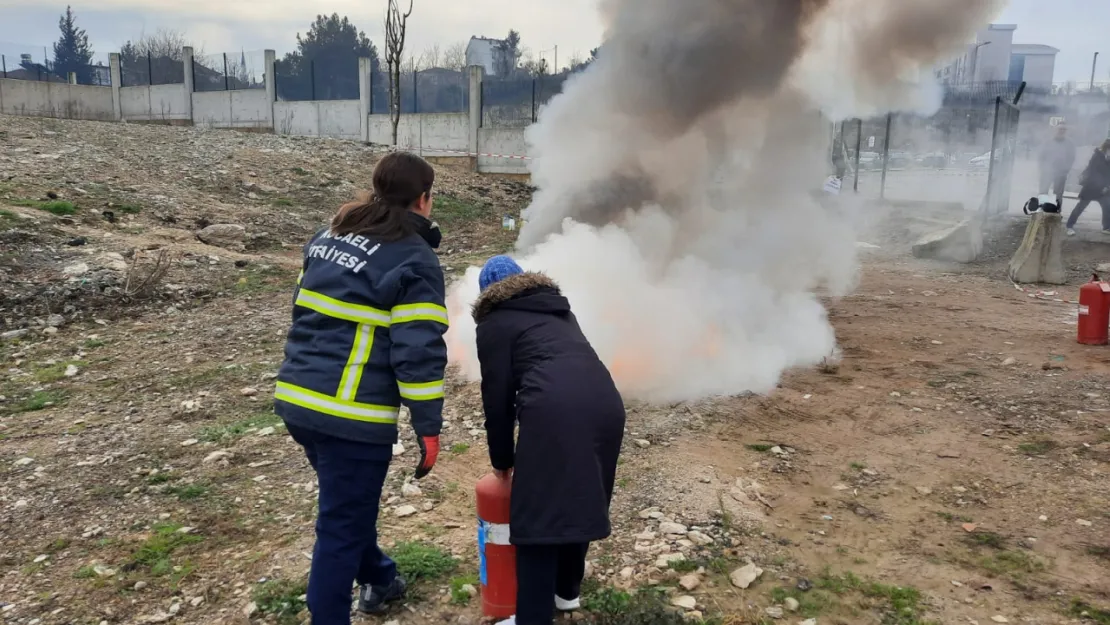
[414,435,439,480]
[493,468,512,481]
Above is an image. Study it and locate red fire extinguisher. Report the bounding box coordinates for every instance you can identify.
[1077,273,1110,346]
[477,473,515,619]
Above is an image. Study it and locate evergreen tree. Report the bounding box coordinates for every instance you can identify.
[275,14,381,101]
[52,6,94,84]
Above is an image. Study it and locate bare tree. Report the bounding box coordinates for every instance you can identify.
[385,0,413,146]
[442,41,466,71]
[416,43,441,70]
[125,28,200,61]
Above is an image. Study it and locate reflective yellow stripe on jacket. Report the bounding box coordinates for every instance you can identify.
[275,381,399,424]
[295,288,392,326]
[391,303,449,325]
[398,379,445,401]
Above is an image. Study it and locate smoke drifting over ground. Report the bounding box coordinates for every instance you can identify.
[445,0,1006,402]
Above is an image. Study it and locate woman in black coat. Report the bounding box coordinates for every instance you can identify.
[472,255,626,625]
[1066,139,1110,235]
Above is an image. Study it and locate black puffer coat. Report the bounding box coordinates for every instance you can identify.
[473,272,626,545]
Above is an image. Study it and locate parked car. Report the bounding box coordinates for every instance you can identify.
[968,151,997,168]
[887,151,913,169]
[916,152,951,168]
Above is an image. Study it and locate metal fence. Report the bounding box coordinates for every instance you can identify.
[275,54,359,101]
[481,74,568,127]
[193,50,266,92]
[0,42,110,86]
[836,85,1024,213]
[120,53,184,87]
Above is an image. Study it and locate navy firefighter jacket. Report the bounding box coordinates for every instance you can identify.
[275,225,448,445]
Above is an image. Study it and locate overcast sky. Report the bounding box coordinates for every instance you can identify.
[0,0,1105,82]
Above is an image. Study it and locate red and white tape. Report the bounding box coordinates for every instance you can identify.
[393,145,534,161]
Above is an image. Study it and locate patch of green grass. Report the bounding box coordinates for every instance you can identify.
[581,581,632,616]
[747,443,774,453]
[451,442,470,455]
[966,531,1007,550]
[7,390,68,414]
[271,198,295,207]
[199,410,282,442]
[231,265,297,295]
[32,360,85,383]
[166,484,210,501]
[83,338,107,349]
[1018,439,1058,456]
[1086,545,1110,561]
[74,565,98,579]
[668,559,699,573]
[936,511,973,524]
[291,167,311,176]
[617,478,630,489]
[114,203,142,214]
[1069,599,1110,625]
[253,578,308,625]
[11,198,77,215]
[770,586,835,617]
[849,462,867,471]
[814,571,935,625]
[0,208,23,228]
[449,574,480,605]
[391,541,457,583]
[433,194,487,231]
[126,523,203,576]
[977,550,1045,578]
[146,472,173,485]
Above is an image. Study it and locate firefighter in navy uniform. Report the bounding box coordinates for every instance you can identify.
[275,152,448,625]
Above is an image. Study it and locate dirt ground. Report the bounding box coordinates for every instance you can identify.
[2,115,1110,625]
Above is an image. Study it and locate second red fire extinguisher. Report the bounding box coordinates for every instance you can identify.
[1078,274,1110,346]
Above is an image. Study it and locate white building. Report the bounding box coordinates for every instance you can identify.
[935,24,1057,91]
[465,36,504,76]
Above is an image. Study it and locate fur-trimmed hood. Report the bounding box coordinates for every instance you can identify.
[471,272,566,322]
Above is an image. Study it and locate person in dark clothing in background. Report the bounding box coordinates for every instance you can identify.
[1039,124,1077,210]
[471,255,626,625]
[1066,139,1110,236]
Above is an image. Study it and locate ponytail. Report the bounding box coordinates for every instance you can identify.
[330,152,435,241]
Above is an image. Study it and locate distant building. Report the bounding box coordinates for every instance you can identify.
[935,24,1058,92]
[465,36,511,76]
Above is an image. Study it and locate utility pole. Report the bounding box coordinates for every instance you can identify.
[554,45,558,74]
[1091,52,1100,92]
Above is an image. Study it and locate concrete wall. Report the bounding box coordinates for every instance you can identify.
[368,113,470,155]
[192,89,273,129]
[0,78,115,120]
[1021,55,1057,92]
[119,84,191,122]
[478,127,530,174]
[274,100,362,140]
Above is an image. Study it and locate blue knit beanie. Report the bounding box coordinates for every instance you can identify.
[479,255,524,291]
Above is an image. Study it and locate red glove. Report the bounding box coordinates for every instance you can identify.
[414,436,439,480]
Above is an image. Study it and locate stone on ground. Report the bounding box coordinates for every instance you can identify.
[729,563,763,589]
[912,217,983,263]
[196,224,247,249]
[1008,211,1066,285]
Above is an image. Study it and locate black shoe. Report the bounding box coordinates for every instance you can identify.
[357,577,406,614]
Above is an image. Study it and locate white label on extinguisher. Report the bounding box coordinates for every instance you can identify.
[1079,305,1090,315]
[482,521,512,546]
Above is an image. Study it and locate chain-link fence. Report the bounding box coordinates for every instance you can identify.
[1,41,110,85]
[120,52,184,87]
[481,74,568,127]
[193,50,265,92]
[414,68,468,113]
[275,53,359,101]
[835,85,1024,212]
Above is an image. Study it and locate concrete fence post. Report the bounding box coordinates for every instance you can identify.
[109,53,122,121]
[182,47,195,124]
[68,72,77,85]
[264,49,276,131]
[468,65,484,171]
[358,57,372,144]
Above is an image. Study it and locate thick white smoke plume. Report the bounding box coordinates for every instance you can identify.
[445,0,1006,402]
